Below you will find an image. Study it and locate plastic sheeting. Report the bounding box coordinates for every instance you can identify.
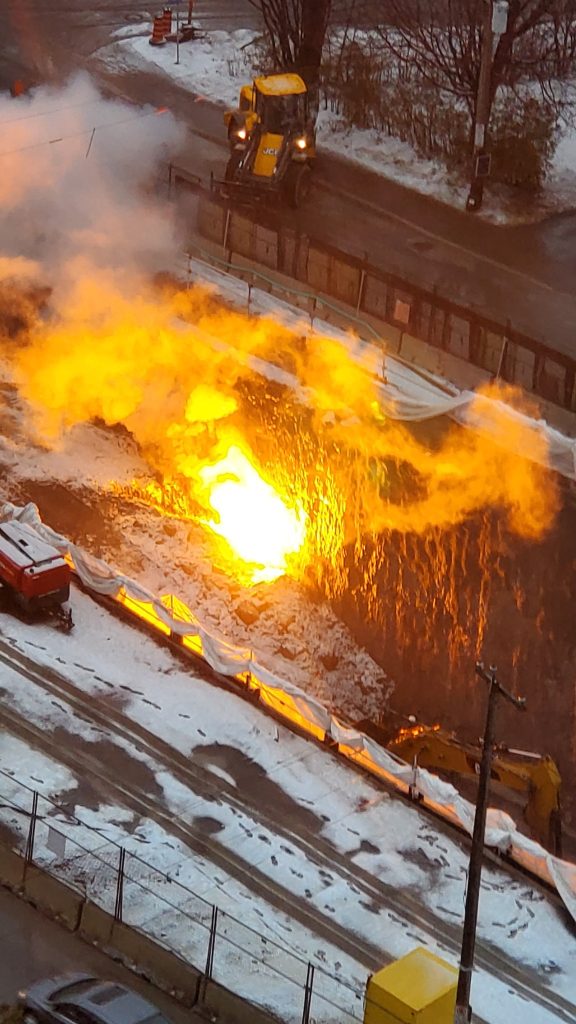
[3,500,575,924]
[367,345,576,481]
[186,255,576,483]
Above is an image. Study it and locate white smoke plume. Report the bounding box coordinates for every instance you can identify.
[0,72,186,289]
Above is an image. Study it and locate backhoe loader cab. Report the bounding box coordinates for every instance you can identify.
[221,73,316,208]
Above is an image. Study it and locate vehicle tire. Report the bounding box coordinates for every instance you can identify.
[285,164,312,209]
[227,120,238,148]
[225,153,241,183]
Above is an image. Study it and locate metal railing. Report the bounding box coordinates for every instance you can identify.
[0,766,377,1024]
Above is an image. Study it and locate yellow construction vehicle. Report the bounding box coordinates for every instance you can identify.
[387,723,562,855]
[218,72,316,208]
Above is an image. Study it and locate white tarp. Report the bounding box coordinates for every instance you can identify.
[185,255,576,482]
[3,500,575,924]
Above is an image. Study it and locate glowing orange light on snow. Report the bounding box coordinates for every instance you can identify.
[199,445,307,584]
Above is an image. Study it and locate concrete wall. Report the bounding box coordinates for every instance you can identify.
[227,212,253,259]
[79,900,114,946]
[202,979,283,1024]
[111,922,201,1007]
[0,844,25,889]
[197,198,226,246]
[253,224,278,270]
[0,840,280,1024]
[23,865,83,931]
[193,193,576,438]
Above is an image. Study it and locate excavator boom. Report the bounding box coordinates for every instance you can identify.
[388,725,562,854]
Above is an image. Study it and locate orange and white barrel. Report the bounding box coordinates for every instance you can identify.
[162,7,173,36]
[149,14,166,45]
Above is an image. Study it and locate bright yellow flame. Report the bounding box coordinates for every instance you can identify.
[199,445,307,584]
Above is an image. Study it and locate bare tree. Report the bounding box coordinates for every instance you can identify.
[248,0,332,106]
[377,0,576,120]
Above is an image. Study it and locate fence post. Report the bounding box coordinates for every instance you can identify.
[496,322,511,380]
[301,962,315,1024]
[356,267,366,316]
[223,207,231,254]
[201,905,219,1001]
[25,791,38,865]
[114,847,126,922]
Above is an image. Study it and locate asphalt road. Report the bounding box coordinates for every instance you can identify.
[2,0,576,355]
[0,885,201,1024]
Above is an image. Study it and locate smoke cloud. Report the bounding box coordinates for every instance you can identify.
[0,72,185,286]
[0,72,560,598]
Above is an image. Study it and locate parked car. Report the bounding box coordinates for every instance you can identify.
[17,975,171,1024]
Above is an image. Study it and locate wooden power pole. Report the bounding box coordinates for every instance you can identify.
[453,662,526,1023]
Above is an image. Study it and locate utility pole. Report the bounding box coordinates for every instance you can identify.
[466,1,509,212]
[176,1,180,64]
[453,662,526,1024]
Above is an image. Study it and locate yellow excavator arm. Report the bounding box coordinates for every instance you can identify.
[389,725,562,854]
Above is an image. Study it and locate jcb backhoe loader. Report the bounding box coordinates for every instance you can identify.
[217,72,316,208]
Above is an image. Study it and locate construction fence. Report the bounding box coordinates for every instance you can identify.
[171,170,576,437]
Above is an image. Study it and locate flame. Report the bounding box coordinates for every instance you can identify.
[199,445,307,584]
[9,271,560,618]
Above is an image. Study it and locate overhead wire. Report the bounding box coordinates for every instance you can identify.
[0,105,170,160]
[0,97,109,128]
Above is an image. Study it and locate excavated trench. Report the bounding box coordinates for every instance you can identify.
[335,498,576,807]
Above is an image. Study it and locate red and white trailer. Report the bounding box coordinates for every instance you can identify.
[0,520,73,628]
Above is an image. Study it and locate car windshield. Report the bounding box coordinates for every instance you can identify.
[53,982,97,1001]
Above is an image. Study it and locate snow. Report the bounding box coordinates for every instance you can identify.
[0,372,392,723]
[0,70,574,1014]
[549,129,576,210]
[98,27,576,224]
[0,589,574,1023]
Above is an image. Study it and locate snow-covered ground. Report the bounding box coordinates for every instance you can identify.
[97,26,576,225]
[0,271,574,1020]
[0,588,574,1024]
[0,406,389,721]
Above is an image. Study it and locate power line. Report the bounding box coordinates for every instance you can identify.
[0,97,109,128]
[0,105,170,159]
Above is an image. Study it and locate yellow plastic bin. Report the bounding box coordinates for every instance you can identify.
[364,947,458,1024]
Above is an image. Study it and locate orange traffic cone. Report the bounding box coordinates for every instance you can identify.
[149,14,166,45]
[162,7,173,36]
[10,79,26,97]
